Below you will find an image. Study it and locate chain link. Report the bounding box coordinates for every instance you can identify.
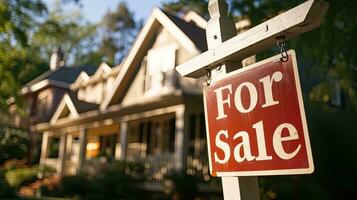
[277,36,289,62]
[205,69,211,86]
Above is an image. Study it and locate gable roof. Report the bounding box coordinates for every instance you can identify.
[70,72,90,89]
[100,8,207,110]
[183,10,208,30]
[22,65,97,94]
[50,93,99,125]
[163,10,207,51]
[93,63,112,77]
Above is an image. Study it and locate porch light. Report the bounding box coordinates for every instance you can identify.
[87,142,100,151]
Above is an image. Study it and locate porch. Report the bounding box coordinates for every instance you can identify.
[37,103,210,183]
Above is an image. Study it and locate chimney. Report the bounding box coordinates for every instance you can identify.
[50,47,65,70]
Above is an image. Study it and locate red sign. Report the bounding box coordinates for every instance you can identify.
[203,50,313,177]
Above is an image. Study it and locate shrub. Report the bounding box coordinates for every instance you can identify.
[0,127,30,164]
[0,171,16,198]
[43,164,146,200]
[163,172,198,200]
[5,166,39,188]
[59,175,90,197]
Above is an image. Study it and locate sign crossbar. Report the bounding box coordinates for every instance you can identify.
[176,0,329,78]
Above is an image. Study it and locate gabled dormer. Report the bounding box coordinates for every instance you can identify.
[144,39,178,97]
[71,63,120,105]
[100,8,208,109]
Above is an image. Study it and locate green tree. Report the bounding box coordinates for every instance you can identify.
[228,0,357,108]
[30,1,100,68]
[0,0,47,113]
[0,127,30,164]
[99,2,137,65]
[164,0,208,16]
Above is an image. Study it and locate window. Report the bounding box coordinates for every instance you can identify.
[145,44,177,96]
[126,114,176,158]
[37,92,49,119]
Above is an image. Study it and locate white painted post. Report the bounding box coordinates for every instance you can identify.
[76,128,87,175]
[206,1,260,200]
[119,121,128,161]
[174,105,185,171]
[57,132,68,176]
[39,132,51,178]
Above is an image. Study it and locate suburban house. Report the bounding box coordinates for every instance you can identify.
[1,49,98,130]
[34,8,210,182]
[30,8,252,186]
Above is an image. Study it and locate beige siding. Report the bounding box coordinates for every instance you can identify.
[177,44,204,95]
[122,64,146,106]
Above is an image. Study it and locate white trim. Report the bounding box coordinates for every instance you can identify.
[203,50,314,177]
[50,94,79,125]
[156,9,201,55]
[184,11,207,29]
[70,72,90,89]
[100,8,201,110]
[92,62,112,79]
[22,79,70,94]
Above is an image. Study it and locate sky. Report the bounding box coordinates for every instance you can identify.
[44,0,171,23]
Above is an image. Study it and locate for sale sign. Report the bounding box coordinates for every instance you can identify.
[203,50,314,177]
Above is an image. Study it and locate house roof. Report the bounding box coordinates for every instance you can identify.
[50,93,99,125]
[22,65,97,94]
[100,8,207,110]
[163,10,207,52]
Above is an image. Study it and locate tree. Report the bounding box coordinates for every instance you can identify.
[228,0,357,108]
[99,2,137,65]
[163,0,208,17]
[30,1,100,69]
[0,127,30,164]
[0,0,47,113]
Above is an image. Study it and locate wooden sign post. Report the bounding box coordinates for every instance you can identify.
[176,0,328,200]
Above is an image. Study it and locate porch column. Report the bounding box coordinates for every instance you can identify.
[57,132,68,176]
[39,132,51,176]
[76,128,88,174]
[116,121,128,161]
[174,105,186,171]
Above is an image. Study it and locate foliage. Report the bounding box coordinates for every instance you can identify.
[0,0,47,113]
[30,1,100,69]
[99,2,138,65]
[0,127,30,164]
[43,163,145,200]
[163,172,198,200]
[164,0,208,17]
[5,166,40,189]
[0,171,16,198]
[229,0,357,108]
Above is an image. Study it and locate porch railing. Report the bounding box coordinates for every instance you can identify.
[126,153,175,183]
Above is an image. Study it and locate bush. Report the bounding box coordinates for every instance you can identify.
[59,175,90,197]
[0,171,16,198]
[43,164,146,200]
[5,166,39,188]
[0,127,30,164]
[163,172,198,200]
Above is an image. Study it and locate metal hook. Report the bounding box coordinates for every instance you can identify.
[205,69,211,86]
[276,36,288,62]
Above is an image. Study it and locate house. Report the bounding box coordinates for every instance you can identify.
[34,8,210,182]
[1,47,99,163]
[33,8,253,186]
[21,52,97,126]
